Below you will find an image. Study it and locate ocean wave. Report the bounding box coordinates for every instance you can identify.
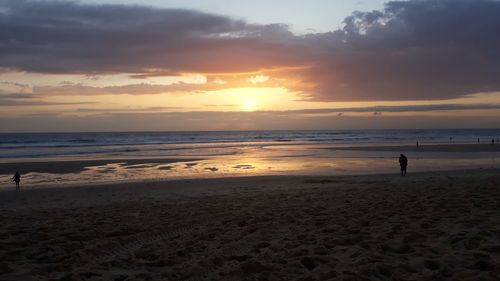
[1,129,499,159]
[0,141,300,158]
[68,139,97,143]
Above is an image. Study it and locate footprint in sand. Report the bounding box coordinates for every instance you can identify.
[89,225,193,265]
[205,167,218,172]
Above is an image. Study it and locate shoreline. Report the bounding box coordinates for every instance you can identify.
[0,166,497,193]
[1,167,498,206]
[1,142,499,189]
[330,143,500,152]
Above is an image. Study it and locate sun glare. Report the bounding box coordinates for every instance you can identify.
[242,100,257,111]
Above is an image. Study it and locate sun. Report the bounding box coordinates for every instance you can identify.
[242,100,257,111]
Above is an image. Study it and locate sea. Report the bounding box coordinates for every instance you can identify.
[1,129,499,188]
[2,129,499,159]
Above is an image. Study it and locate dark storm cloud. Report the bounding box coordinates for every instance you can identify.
[2,0,500,101]
[302,0,500,100]
[0,0,301,74]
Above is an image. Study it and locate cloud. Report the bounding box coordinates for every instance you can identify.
[2,0,500,101]
[69,103,500,115]
[74,106,187,112]
[0,81,30,90]
[0,93,95,106]
[3,109,499,132]
[0,0,303,74]
[0,93,39,99]
[273,103,500,114]
[0,99,94,106]
[300,0,500,101]
[30,75,288,96]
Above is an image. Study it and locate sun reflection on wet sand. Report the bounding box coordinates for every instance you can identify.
[0,144,499,189]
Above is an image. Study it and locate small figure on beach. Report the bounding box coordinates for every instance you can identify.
[478,138,480,143]
[416,141,419,147]
[12,171,21,189]
[399,154,408,176]
[492,138,495,145]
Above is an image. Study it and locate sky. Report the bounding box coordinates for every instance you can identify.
[81,0,387,33]
[1,0,500,132]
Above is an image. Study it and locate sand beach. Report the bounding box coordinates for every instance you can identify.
[1,168,499,280]
[3,0,500,279]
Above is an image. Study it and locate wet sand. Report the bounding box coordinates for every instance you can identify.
[2,143,500,189]
[333,143,500,152]
[1,169,499,280]
[0,158,202,174]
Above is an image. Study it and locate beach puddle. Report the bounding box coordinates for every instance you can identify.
[158,165,175,170]
[233,164,255,170]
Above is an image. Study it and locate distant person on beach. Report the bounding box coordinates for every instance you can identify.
[478,138,480,143]
[492,139,495,145]
[12,171,21,189]
[399,154,408,176]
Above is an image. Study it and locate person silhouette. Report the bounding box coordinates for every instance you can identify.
[399,154,408,176]
[12,171,21,189]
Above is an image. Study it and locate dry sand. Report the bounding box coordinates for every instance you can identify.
[1,169,500,280]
